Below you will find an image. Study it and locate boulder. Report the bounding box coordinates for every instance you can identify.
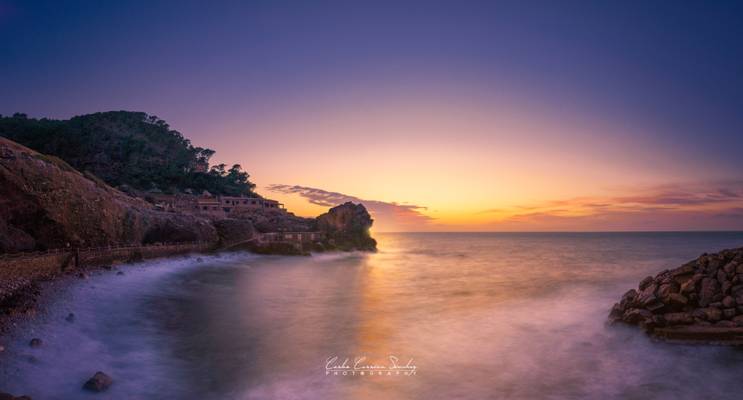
[662,312,693,326]
[316,202,377,251]
[29,338,42,348]
[657,282,679,298]
[666,293,688,309]
[623,308,653,325]
[83,371,112,392]
[638,276,654,291]
[694,308,722,322]
[698,278,718,307]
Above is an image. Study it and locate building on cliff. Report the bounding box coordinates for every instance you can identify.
[151,191,284,218]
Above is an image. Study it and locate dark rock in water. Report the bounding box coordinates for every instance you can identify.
[65,313,75,323]
[316,202,376,251]
[29,338,42,348]
[609,246,743,344]
[196,257,204,263]
[116,271,125,276]
[0,392,32,400]
[83,371,113,392]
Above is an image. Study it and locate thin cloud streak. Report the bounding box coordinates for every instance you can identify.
[267,184,434,231]
[482,181,743,231]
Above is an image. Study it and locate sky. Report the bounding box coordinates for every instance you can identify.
[2,0,743,231]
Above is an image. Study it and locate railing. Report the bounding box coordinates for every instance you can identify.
[0,241,210,260]
[259,232,325,243]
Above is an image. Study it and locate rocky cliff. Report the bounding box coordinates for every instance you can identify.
[316,202,377,251]
[0,137,218,252]
[609,247,743,344]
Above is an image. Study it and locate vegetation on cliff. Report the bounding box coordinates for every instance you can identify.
[0,111,255,196]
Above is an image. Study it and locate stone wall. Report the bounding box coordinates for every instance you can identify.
[0,242,212,301]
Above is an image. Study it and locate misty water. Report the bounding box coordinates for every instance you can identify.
[4,232,743,399]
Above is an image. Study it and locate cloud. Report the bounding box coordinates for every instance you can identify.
[266,184,434,231]
[481,181,743,231]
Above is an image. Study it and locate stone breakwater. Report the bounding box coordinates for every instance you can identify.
[609,247,743,344]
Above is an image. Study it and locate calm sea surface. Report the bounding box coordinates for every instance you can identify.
[4,232,743,399]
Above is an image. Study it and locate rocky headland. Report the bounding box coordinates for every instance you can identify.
[0,133,376,332]
[609,247,743,344]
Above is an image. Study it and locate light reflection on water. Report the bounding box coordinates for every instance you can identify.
[3,232,743,399]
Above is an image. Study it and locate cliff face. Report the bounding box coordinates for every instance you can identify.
[316,202,377,251]
[0,137,217,252]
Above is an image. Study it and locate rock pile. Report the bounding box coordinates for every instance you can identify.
[609,247,743,343]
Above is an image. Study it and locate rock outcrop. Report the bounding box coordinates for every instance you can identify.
[609,247,743,344]
[316,202,377,251]
[0,137,217,252]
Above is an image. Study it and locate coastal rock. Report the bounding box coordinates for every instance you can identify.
[83,371,113,392]
[609,246,743,344]
[316,202,377,251]
[66,313,75,323]
[699,278,718,307]
[638,276,654,291]
[29,338,42,348]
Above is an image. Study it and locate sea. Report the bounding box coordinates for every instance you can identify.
[3,232,743,399]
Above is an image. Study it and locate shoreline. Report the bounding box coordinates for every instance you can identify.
[0,245,219,336]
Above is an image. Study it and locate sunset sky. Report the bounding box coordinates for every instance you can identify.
[2,1,743,231]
